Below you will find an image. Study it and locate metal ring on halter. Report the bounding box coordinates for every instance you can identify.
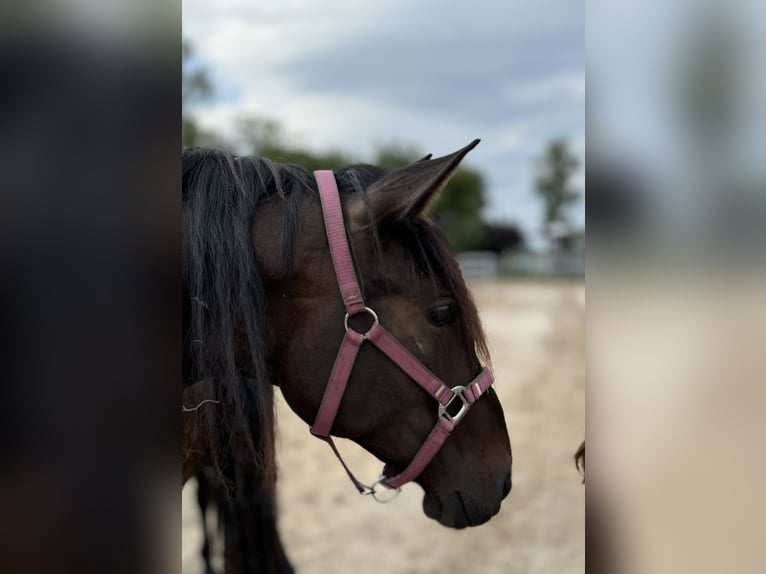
[344,306,379,334]
[438,385,472,426]
[359,484,375,497]
[368,476,402,503]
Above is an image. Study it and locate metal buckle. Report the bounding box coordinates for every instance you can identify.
[363,475,401,503]
[344,306,379,335]
[438,385,471,426]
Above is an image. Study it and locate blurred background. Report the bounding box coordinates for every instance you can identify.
[182,1,585,573]
[588,1,766,573]
[6,0,763,571]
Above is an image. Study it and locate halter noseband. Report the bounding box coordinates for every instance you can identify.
[310,170,494,501]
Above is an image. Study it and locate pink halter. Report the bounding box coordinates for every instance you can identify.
[310,170,494,501]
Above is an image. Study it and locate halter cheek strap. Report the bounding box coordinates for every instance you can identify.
[310,170,494,499]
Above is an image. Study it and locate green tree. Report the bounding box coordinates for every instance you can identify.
[182,41,212,106]
[373,143,425,170]
[235,117,352,171]
[182,41,223,148]
[535,139,580,231]
[432,168,487,251]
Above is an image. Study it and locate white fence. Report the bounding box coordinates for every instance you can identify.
[457,250,585,279]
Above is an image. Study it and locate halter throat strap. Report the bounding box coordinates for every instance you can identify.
[309,170,494,496]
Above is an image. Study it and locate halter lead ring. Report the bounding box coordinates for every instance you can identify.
[344,306,379,334]
[309,170,494,499]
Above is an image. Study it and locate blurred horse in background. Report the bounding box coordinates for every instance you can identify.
[575,441,585,480]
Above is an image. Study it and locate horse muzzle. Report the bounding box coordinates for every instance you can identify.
[422,469,512,529]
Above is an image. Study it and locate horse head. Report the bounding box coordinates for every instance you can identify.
[255,141,512,528]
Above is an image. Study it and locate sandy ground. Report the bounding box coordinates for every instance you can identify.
[183,280,585,574]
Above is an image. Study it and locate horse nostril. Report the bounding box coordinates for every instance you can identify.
[502,474,512,497]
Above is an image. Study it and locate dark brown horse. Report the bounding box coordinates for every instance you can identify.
[182,141,513,570]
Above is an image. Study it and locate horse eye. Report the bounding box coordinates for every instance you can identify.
[428,303,457,327]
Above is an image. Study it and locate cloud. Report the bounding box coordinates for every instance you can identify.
[184,0,584,237]
[504,72,585,106]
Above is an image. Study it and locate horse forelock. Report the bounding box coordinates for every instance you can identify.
[396,218,490,366]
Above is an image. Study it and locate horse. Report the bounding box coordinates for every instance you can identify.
[182,140,513,569]
[575,441,585,480]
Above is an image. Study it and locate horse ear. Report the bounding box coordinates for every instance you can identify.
[351,139,479,226]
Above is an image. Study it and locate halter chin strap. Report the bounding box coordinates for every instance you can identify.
[309,170,494,499]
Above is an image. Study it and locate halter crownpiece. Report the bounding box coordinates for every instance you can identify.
[310,170,494,501]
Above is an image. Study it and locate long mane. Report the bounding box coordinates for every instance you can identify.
[182,149,310,482]
[182,148,488,480]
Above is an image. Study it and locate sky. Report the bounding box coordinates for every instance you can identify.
[183,0,584,245]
